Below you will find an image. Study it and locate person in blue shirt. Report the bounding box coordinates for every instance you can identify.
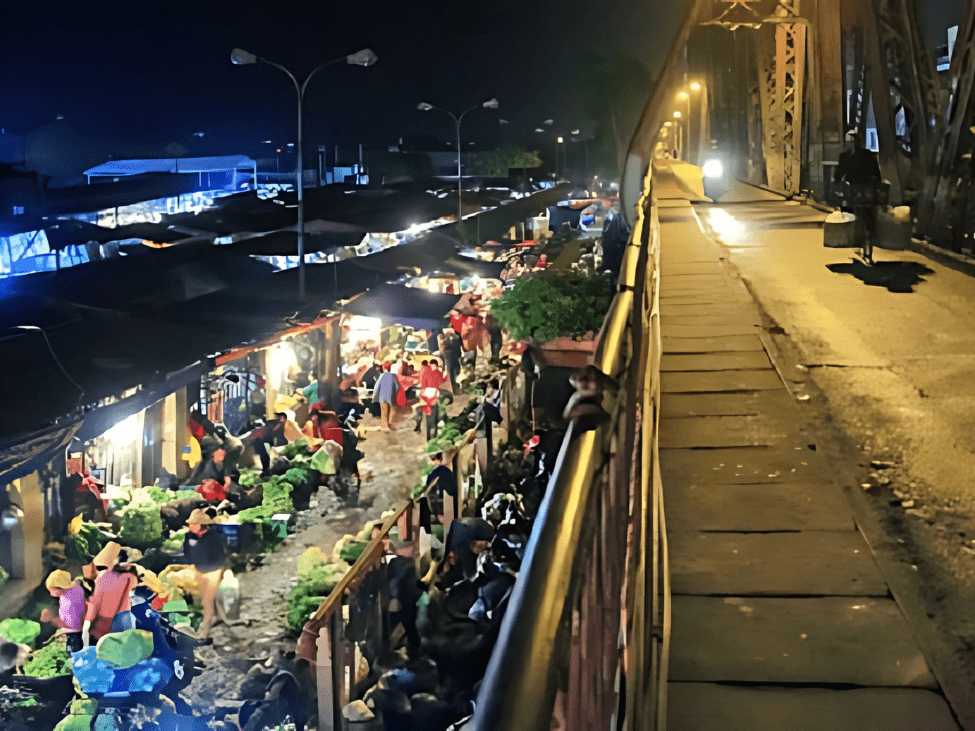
[373,362,400,430]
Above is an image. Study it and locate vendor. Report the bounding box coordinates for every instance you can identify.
[360,361,381,389]
[198,447,235,493]
[184,509,229,639]
[82,542,139,647]
[300,372,320,405]
[425,452,457,519]
[484,312,503,364]
[249,412,289,475]
[40,570,86,653]
[303,408,342,441]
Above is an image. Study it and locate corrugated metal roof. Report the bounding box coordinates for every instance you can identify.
[84,155,256,176]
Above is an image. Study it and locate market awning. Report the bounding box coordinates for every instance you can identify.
[72,360,211,443]
[340,283,461,330]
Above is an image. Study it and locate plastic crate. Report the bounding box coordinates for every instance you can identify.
[213,524,240,551]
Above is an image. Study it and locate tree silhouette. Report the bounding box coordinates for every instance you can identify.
[583,54,655,177]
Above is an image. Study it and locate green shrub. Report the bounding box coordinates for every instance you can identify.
[0,565,7,593]
[23,640,71,677]
[492,269,614,342]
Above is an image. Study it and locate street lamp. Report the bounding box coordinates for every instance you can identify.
[418,98,499,228]
[556,137,564,178]
[231,46,378,301]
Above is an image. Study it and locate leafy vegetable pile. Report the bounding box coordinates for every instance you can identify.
[23,641,71,677]
[338,541,368,564]
[144,487,175,505]
[283,467,317,495]
[64,522,104,565]
[238,467,263,487]
[161,530,187,554]
[0,619,40,648]
[286,549,347,633]
[117,503,164,549]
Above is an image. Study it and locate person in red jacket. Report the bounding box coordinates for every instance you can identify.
[418,359,448,440]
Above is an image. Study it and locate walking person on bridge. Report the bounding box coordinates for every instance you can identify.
[834,128,883,252]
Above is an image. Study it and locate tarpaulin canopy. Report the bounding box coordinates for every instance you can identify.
[230,229,367,256]
[340,283,461,330]
[84,155,256,177]
[42,219,192,250]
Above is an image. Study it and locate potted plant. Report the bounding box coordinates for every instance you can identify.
[491,269,614,367]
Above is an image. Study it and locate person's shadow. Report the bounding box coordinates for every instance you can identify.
[826,260,934,293]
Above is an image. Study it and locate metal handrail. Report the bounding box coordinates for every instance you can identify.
[474,165,664,729]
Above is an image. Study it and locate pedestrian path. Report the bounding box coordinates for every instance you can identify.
[657,200,959,730]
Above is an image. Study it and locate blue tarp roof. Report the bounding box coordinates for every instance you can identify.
[84,155,256,177]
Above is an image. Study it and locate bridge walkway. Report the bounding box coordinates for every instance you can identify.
[657,199,959,730]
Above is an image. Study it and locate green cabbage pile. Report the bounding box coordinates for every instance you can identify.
[117,503,164,549]
[0,618,41,648]
[65,522,104,565]
[286,560,346,632]
[283,467,317,494]
[145,487,175,505]
[23,640,71,677]
[263,476,294,514]
[238,467,263,487]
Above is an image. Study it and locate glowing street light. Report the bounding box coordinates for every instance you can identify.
[417,98,500,228]
[677,90,689,100]
[673,111,682,119]
[231,46,378,301]
[690,81,702,91]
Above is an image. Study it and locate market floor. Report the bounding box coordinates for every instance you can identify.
[182,398,464,714]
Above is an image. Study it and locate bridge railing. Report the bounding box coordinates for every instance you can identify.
[296,436,478,731]
[474,167,668,730]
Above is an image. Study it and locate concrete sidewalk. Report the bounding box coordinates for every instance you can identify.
[657,200,959,730]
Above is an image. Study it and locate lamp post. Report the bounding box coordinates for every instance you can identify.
[418,98,499,228]
[232,47,378,301]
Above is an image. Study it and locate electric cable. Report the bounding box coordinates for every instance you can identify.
[15,325,86,404]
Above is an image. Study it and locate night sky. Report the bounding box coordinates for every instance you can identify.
[0,1,962,164]
[0,1,682,158]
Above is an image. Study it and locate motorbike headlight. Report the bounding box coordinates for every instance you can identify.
[703,159,724,179]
